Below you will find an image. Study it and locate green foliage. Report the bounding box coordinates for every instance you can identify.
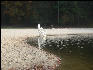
[1,1,32,18]
[1,1,93,27]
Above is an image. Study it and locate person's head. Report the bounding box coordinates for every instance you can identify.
[38,24,40,28]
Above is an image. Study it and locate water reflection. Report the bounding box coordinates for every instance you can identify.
[27,34,93,70]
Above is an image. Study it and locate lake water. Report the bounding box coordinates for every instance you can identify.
[26,32,93,70]
[44,34,93,70]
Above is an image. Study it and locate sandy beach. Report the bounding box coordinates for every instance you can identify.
[1,29,61,70]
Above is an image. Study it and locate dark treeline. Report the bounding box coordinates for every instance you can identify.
[1,1,93,28]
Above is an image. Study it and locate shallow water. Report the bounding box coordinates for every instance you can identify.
[27,34,93,70]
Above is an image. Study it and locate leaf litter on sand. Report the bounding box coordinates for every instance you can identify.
[1,29,61,70]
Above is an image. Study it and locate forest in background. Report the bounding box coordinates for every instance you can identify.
[1,1,93,28]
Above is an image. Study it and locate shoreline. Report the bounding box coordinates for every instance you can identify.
[1,28,93,70]
[1,29,61,70]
